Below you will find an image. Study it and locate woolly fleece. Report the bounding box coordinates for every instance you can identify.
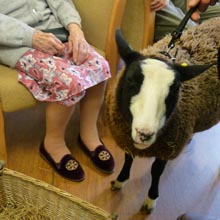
[104,18,220,160]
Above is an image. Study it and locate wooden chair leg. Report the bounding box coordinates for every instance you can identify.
[143,0,156,47]
[0,103,7,163]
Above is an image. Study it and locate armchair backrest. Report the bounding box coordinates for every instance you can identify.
[72,0,127,75]
[121,0,155,51]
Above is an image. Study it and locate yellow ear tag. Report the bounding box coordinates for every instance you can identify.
[181,62,188,67]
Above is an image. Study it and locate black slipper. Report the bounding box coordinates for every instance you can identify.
[40,142,85,182]
[78,136,115,174]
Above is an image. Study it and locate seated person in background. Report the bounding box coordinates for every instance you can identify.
[187,0,219,21]
[0,0,115,182]
[151,0,220,42]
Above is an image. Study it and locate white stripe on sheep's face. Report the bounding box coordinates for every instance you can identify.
[129,58,176,149]
[115,29,215,150]
[117,57,180,149]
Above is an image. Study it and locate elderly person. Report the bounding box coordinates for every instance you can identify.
[0,0,115,182]
[151,0,220,41]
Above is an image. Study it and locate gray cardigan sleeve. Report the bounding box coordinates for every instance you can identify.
[0,0,81,48]
[0,13,35,47]
[46,0,81,29]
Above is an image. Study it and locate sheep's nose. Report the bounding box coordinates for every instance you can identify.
[139,132,154,142]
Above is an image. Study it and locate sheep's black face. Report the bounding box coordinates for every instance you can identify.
[118,58,178,149]
[115,29,214,150]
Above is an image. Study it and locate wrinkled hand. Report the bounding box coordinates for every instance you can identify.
[67,23,90,65]
[32,30,65,56]
[150,0,169,11]
[187,0,218,21]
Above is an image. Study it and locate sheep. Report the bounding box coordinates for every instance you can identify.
[104,17,220,214]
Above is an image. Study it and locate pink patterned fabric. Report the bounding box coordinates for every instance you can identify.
[16,43,110,106]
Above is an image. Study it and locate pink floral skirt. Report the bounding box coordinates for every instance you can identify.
[16,43,111,106]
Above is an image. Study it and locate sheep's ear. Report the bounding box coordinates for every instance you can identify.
[174,63,214,82]
[115,29,143,66]
[115,29,133,58]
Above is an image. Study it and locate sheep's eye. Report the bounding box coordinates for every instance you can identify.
[126,76,134,84]
[126,77,138,88]
[170,81,180,92]
[124,63,143,93]
[127,81,140,95]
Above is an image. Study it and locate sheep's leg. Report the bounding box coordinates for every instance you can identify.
[140,158,167,214]
[111,153,133,190]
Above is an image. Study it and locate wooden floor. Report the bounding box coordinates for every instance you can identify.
[3,104,220,220]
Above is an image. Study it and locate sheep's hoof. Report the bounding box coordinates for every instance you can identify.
[140,204,153,215]
[140,197,158,215]
[110,180,123,191]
